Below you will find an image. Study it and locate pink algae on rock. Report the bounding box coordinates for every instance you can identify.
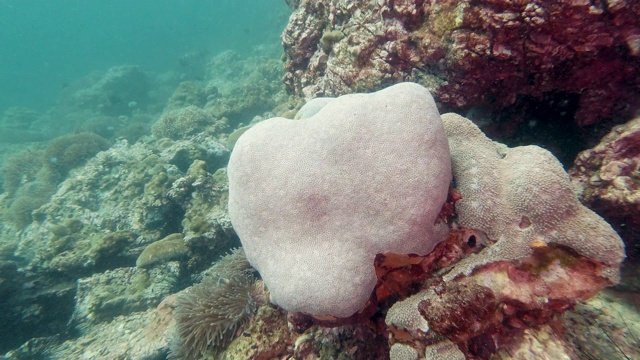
[570,116,640,258]
[283,0,640,126]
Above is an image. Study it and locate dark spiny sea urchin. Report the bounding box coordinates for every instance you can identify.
[170,249,263,359]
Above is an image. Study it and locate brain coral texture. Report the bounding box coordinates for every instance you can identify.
[227,82,451,318]
[283,0,640,126]
[441,112,625,282]
[384,113,625,358]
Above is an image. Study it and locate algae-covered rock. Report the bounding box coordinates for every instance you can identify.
[152,105,225,140]
[171,164,236,270]
[166,81,208,110]
[136,233,189,268]
[44,132,110,176]
[70,264,181,328]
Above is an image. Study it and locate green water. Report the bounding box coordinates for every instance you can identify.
[0,0,289,112]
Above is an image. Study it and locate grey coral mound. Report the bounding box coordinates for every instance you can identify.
[228,82,452,317]
[441,113,625,282]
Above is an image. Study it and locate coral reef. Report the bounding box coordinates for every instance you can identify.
[0,132,234,352]
[33,294,178,359]
[282,0,640,127]
[70,263,181,329]
[383,113,625,358]
[0,49,286,356]
[228,83,451,317]
[570,116,640,258]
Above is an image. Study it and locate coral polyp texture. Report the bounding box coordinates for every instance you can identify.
[385,113,626,358]
[282,0,640,126]
[570,116,640,257]
[227,82,452,317]
[442,112,625,281]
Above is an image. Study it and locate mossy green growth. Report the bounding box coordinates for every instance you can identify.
[44,132,110,176]
[320,29,345,52]
[167,81,207,110]
[431,2,467,37]
[50,224,69,238]
[1,149,44,195]
[212,167,228,187]
[526,246,580,275]
[63,218,85,233]
[144,167,171,200]
[46,219,86,255]
[226,125,252,150]
[186,215,213,237]
[7,181,56,228]
[136,233,189,268]
[151,105,217,140]
[92,231,136,258]
[125,270,152,296]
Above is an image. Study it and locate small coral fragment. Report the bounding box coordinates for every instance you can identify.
[136,233,188,268]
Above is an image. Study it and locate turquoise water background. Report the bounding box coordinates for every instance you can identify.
[0,0,289,113]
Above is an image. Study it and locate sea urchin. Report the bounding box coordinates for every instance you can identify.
[170,249,262,359]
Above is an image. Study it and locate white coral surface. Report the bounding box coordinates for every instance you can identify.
[227,83,452,317]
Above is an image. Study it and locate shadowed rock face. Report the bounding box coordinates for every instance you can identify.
[570,116,640,259]
[227,82,452,318]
